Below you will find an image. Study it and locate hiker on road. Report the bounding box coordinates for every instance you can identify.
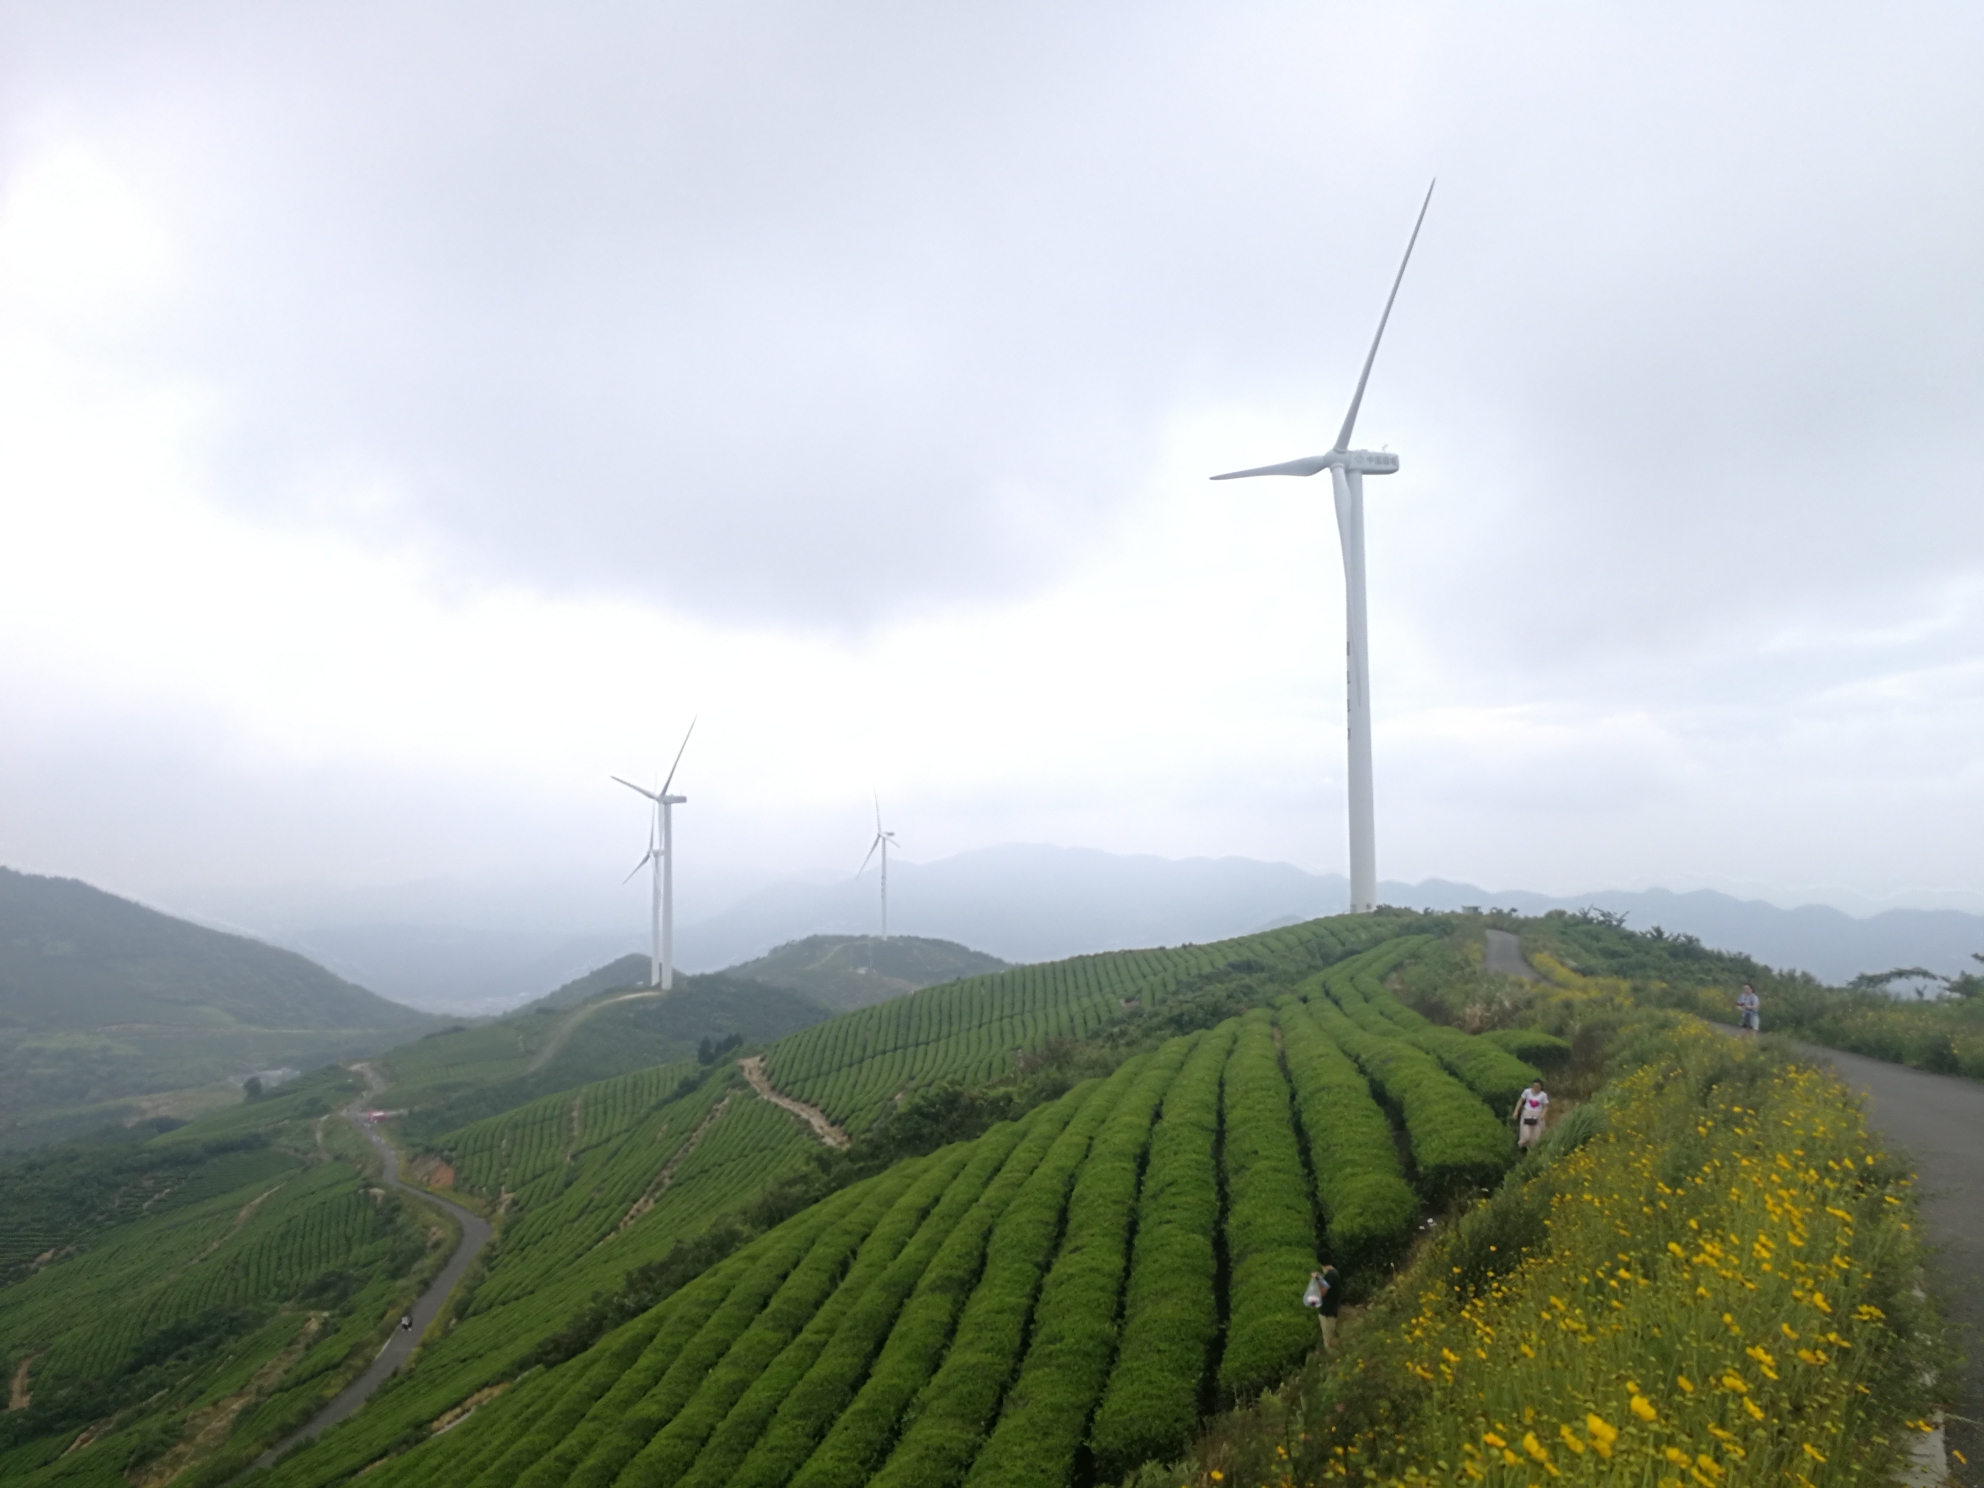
[1512,1080,1549,1150]
[1737,984,1761,1036]
[1303,1265,1342,1350]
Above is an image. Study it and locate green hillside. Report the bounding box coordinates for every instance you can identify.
[379,970,833,1140]
[528,954,654,1012]
[0,868,442,1148]
[0,1067,454,1486]
[0,907,1937,1488]
[252,937,1527,1488]
[722,935,1011,1013]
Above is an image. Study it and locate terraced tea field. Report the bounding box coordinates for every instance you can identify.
[225,916,1423,1486]
[309,939,1537,1488]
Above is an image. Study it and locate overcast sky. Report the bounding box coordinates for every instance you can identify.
[2,1,1980,937]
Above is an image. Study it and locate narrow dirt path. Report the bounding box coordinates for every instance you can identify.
[611,1093,734,1236]
[249,1064,494,1473]
[1794,1044,1982,1483]
[738,1055,849,1149]
[9,1352,37,1410]
[527,990,662,1074]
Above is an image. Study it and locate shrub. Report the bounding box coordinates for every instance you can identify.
[725,1121,1035,1488]
[784,1085,1101,1488]
[1215,1011,1320,1402]
[962,1036,1196,1488]
[1087,1023,1237,1480]
[866,1064,1137,1488]
[1274,997,1418,1276]
[609,1166,924,1488]
[1477,1027,1573,1067]
[1303,985,1512,1203]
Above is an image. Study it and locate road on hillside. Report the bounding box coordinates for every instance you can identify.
[528,989,662,1073]
[1795,1044,1983,1482]
[1497,927,1972,1475]
[249,1067,494,1474]
[1484,928,1538,980]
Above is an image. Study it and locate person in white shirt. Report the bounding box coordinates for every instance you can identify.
[1736,984,1760,1035]
[1512,1080,1549,1149]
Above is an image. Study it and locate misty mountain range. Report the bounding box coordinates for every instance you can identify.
[249,845,1984,1013]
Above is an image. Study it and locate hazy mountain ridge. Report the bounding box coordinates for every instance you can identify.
[0,867,442,1148]
[675,845,1984,986]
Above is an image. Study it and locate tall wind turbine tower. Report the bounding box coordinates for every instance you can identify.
[1212,182,1433,915]
[858,794,899,941]
[613,719,695,989]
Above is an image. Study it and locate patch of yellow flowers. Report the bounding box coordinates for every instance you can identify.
[1305,1024,1928,1486]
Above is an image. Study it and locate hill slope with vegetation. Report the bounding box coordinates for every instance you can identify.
[721,934,1011,1013]
[0,868,442,1148]
[0,907,1948,1488]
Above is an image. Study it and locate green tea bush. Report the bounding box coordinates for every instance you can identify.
[1215,1011,1319,1402]
[1087,1023,1236,1480]
[1476,1027,1573,1067]
[611,1167,922,1488]
[1304,994,1511,1203]
[867,1068,1132,1488]
[672,1147,971,1488]
[726,1124,1031,1488]
[785,1088,1095,1488]
[1274,997,1418,1275]
[963,1036,1195,1488]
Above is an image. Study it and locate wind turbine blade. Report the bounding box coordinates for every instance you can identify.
[1210,455,1333,480]
[1334,178,1435,453]
[858,834,881,875]
[611,774,661,802]
[873,788,882,836]
[622,850,655,884]
[660,717,698,795]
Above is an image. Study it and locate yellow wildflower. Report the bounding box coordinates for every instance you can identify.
[1630,1394,1658,1422]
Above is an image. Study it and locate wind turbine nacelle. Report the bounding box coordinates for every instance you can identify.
[1340,449,1400,475]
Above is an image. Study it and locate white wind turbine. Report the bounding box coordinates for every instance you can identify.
[613,720,695,990]
[1212,182,1434,916]
[858,794,899,941]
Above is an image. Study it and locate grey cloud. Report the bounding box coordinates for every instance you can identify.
[3,2,1965,637]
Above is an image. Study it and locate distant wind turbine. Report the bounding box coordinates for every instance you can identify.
[1211,181,1434,916]
[858,794,899,941]
[612,719,695,989]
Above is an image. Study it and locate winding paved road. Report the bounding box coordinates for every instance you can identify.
[250,1067,494,1473]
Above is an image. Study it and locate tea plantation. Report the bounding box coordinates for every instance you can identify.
[8,908,1939,1488]
[262,938,1537,1488]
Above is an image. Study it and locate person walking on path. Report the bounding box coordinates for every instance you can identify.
[1736,984,1761,1036]
[1304,1265,1342,1350]
[1512,1080,1550,1150]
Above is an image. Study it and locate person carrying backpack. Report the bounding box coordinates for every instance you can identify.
[1736,984,1760,1035]
[1512,1080,1549,1149]
[1303,1265,1342,1350]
